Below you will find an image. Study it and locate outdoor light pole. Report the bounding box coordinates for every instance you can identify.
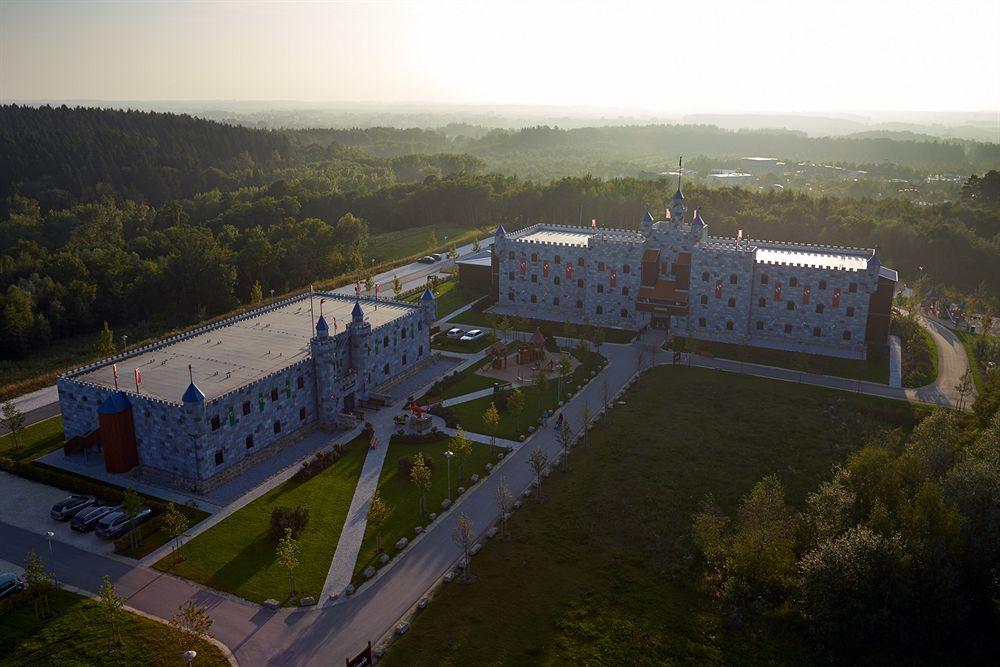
[445,450,454,502]
[121,334,128,353]
[182,650,197,664]
[45,531,54,553]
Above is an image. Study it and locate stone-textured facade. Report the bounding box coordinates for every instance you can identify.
[57,291,436,490]
[493,187,896,359]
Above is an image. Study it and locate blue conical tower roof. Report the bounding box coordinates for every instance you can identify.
[352,300,364,319]
[421,287,435,302]
[182,382,205,404]
[316,314,329,333]
[692,210,706,227]
[673,188,684,201]
[641,211,654,224]
[494,223,507,237]
[98,391,132,414]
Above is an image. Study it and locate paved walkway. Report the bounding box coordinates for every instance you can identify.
[440,386,497,407]
[889,335,902,388]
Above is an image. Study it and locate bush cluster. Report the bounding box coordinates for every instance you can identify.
[397,454,434,476]
[295,442,350,481]
[270,505,310,541]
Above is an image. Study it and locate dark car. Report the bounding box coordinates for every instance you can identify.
[71,505,119,533]
[95,506,153,539]
[50,495,96,521]
[0,573,25,601]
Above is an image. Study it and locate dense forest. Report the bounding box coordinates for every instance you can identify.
[1,105,998,362]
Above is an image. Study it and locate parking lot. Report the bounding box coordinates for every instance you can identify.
[0,472,118,557]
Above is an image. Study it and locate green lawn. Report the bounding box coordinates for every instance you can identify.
[449,350,605,441]
[156,433,369,605]
[670,336,890,384]
[404,279,487,321]
[0,588,227,666]
[420,362,500,404]
[383,367,923,665]
[368,225,489,264]
[956,330,986,392]
[352,434,497,585]
[0,416,65,463]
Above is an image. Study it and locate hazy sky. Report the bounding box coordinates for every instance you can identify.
[2,0,998,112]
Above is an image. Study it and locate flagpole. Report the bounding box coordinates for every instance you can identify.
[309,284,315,334]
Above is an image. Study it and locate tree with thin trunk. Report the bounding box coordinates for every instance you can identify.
[276,527,302,599]
[684,336,700,365]
[507,389,525,437]
[428,228,438,251]
[472,237,481,252]
[410,452,432,519]
[23,550,53,619]
[121,488,142,554]
[533,368,549,414]
[450,427,473,480]
[482,403,500,451]
[591,325,605,353]
[636,349,645,375]
[98,575,125,648]
[956,367,973,410]
[163,502,189,564]
[452,512,475,581]
[494,474,513,540]
[448,242,458,261]
[250,280,263,305]
[392,274,402,296]
[557,417,573,471]
[368,490,391,554]
[1,400,25,451]
[580,403,591,447]
[795,350,811,383]
[557,352,572,402]
[601,378,610,410]
[170,600,214,639]
[364,274,374,297]
[528,446,548,500]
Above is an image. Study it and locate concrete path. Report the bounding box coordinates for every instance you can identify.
[906,311,975,407]
[889,335,903,388]
[440,386,497,407]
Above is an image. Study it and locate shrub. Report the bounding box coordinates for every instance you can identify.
[429,403,459,428]
[398,454,434,476]
[390,429,444,446]
[270,504,310,541]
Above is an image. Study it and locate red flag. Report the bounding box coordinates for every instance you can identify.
[566,262,574,280]
[112,364,119,389]
[591,218,596,230]
[355,282,360,296]
[832,287,841,307]
[519,258,526,276]
[542,260,549,278]
[803,284,811,305]
[375,283,381,295]
[736,229,743,247]
[774,281,782,301]
[610,268,617,288]
[134,368,141,392]
[715,279,723,299]
[333,318,338,333]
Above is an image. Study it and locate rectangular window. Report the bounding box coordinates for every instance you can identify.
[245,434,254,449]
[508,271,515,280]
[273,421,282,434]
[849,283,858,293]
[553,297,560,306]
[598,261,605,272]
[242,401,251,416]
[211,415,221,431]
[531,274,537,283]
[270,388,279,401]
[299,407,307,421]
[296,376,304,389]
[214,450,224,466]
[577,278,584,288]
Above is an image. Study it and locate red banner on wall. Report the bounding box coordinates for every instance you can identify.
[803,284,811,305]
[543,260,549,278]
[774,281,782,301]
[519,258,526,277]
[566,262,574,280]
[832,287,841,307]
[715,279,723,299]
[610,269,617,288]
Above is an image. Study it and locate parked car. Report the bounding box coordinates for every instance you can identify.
[71,505,119,533]
[95,506,153,539]
[0,573,25,601]
[428,253,443,262]
[460,329,486,342]
[50,495,96,521]
[417,256,436,264]
[446,327,465,339]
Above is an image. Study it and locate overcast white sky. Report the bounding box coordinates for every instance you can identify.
[2,0,998,112]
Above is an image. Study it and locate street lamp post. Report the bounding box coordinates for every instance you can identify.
[444,450,454,502]
[182,650,197,664]
[121,334,128,353]
[45,531,54,553]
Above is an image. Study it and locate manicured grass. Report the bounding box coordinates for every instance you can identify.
[404,279,487,321]
[0,416,65,463]
[670,336,890,384]
[420,363,500,404]
[156,433,369,605]
[352,434,497,585]
[956,330,986,392]
[0,588,227,666]
[449,350,605,441]
[383,367,923,665]
[368,225,489,264]
[892,315,939,388]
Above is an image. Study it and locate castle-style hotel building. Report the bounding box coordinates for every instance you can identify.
[492,183,896,358]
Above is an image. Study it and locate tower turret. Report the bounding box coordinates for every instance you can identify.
[640,211,654,235]
[421,286,437,324]
[669,156,687,224]
[181,366,208,481]
[348,299,372,401]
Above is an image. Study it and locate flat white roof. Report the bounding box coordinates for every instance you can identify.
[72,294,415,403]
[755,247,869,271]
[518,228,594,247]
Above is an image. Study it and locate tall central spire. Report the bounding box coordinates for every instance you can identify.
[677,156,683,192]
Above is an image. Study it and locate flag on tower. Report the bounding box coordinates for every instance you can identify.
[375,283,381,297]
[736,229,743,248]
[591,218,596,230]
[355,282,360,296]
[134,368,142,392]
[112,364,119,389]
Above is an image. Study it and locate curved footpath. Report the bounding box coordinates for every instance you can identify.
[0,319,971,665]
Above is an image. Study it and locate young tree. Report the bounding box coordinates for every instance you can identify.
[368,490,391,554]
[450,427,473,481]
[956,367,974,411]
[1,400,25,451]
[169,600,214,639]
[472,237,481,252]
[635,348,645,375]
[590,325,605,352]
[428,228,438,250]
[795,350,811,383]
[557,417,573,471]
[580,403,591,447]
[498,316,513,343]
[23,550,53,619]
[163,502,190,563]
[121,488,143,553]
[482,403,500,451]
[448,242,458,261]
[528,446,548,500]
[601,377,610,410]
[508,388,525,436]
[98,575,125,648]
[683,336,700,364]
[533,368,549,414]
[249,280,263,305]
[557,352,572,402]
[410,452,432,519]
[494,474,513,540]
[364,274,374,297]
[275,527,302,598]
[96,321,116,356]
[452,512,475,581]
[392,273,402,296]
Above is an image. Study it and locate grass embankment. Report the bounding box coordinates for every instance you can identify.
[352,434,497,586]
[0,588,227,666]
[670,336,890,383]
[402,278,487,322]
[420,362,500,404]
[892,315,938,387]
[0,416,65,463]
[368,224,488,264]
[157,433,369,605]
[384,367,923,665]
[449,349,605,441]
[955,330,987,392]
[446,303,634,345]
